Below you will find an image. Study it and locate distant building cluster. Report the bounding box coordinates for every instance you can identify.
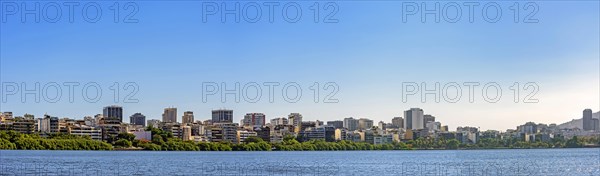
[0,107,598,145]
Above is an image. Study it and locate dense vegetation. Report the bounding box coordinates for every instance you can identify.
[1,128,599,151]
[402,135,600,150]
[0,131,112,150]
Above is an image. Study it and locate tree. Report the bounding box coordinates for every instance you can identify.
[0,138,16,149]
[243,136,264,144]
[446,139,460,149]
[566,136,583,148]
[115,139,132,148]
[152,134,165,146]
[140,143,161,150]
[117,133,136,142]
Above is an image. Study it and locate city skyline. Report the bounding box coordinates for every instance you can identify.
[1,105,598,132]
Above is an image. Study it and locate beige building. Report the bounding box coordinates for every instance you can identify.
[182,126,192,141]
[68,124,102,140]
[182,111,194,124]
[162,108,178,123]
[237,130,258,143]
[288,113,303,133]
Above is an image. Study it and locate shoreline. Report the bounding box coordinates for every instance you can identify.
[2,147,598,152]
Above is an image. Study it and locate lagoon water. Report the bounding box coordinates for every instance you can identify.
[1,148,599,175]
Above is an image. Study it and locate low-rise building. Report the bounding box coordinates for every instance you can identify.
[68,124,102,140]
[237,130,258,143]
[373,134,394,145]
[161,122,182,139]
[133,129,152,141]
[254,126,271,142]
[147,119,161,128]
[211,123,238,143]
[270,124,295,143]
[192,136,211,142]
[335,129,347,141]
[0,117,36,134]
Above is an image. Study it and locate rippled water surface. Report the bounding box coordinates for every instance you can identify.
[1,148,599,175]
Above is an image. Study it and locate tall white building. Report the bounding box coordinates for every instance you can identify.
[344,117,359,131]
[404,108,424,130]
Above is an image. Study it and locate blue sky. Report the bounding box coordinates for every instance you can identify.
[1,1,599,131]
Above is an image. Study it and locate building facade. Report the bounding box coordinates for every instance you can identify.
[424,115,435,126]
[147,119,161,127]
[392,117,404,129]
[210,123,238,143]
[358,118,374,130]
[68,124,102,140]
[212,109,233,123]
[243,113,266,127]
[182,126,192,141]
[327,120,344,129]
[237,130,258,143]
[130,113,146,126]
[343,117,359,131]
[288,113,303,133]
[103,105,123,122]
[583,109,593,131]
[404,108,424,130]
[270,117,288,126]
[162,108,178,123]
[182,111,194,124]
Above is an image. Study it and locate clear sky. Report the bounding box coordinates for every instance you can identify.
[1,1,599,131]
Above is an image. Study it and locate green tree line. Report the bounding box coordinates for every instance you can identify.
[403,135,600,150]
[0,131,112,150]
